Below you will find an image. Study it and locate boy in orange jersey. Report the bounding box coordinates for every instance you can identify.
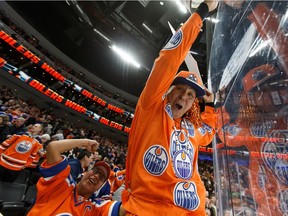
[27,139,125,216]
[122,1,218,215]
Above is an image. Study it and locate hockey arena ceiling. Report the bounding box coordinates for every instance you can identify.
[4,0,214,98]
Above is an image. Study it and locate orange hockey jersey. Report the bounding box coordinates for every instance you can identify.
[110,169,126,194]
[0,134,40,171]
[28,157,121,216]
[122,11,216,216]
[27,143,45,169]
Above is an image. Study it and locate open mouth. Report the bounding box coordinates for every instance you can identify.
[175,104,183,110]
[88,178,95,185]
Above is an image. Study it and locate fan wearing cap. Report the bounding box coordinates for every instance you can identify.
[27,139,125,216]
[122,1,218,216]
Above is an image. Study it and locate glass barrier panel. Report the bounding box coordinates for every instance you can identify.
[210,1,288,215]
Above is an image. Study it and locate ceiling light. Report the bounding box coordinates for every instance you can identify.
[65,0,70,5]
[142,23,153,33]
[160,2,164,5]
[111,45,141,68]
[76,4,84,14]
[93,28,110,42]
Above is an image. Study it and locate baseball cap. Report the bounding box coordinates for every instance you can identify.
[93,161,111,182]
[172,71,205,97]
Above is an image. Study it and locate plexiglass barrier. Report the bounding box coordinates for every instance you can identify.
[210,1,288,215]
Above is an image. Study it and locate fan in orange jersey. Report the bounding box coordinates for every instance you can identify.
[122,1,218,215]
[27,139,126,216]
[110,169,126,195]
[0,123,43,182]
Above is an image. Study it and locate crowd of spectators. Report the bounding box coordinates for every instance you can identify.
[0,85,128,166]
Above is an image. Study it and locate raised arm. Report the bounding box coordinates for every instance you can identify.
[139,0,218,108]
[46,139,98,165]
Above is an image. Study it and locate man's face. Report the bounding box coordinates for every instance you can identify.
[167,84,196,118]
[78,167,106,197]
[14,118,24,127]
[31,123,42,134]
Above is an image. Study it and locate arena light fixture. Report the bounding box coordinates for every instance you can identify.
[111,45,141,68]
[93,28,110,42]
[142,23,153,33]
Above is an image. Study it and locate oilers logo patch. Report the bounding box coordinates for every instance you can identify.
[143,145,168,176]
[262,130,288,186]
[170,130,194,159]
[278,189,288,215]
[181,119,195,137]
[262,141,278,171]
[163,30,183,50]
[165,103,173,119]
[173,150,192,180]
[198,123,213,136]
[275,160,288,185]
[117,175,125,181]
[250,120,273,137]
[173,182,200,211]
[16,141,32,153]
[227,123,241,136]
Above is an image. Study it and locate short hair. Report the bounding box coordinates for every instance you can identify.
[77,149,92,160]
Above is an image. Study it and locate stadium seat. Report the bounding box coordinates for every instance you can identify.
[23,184,37,206]
[0,182,26,203]
[13,169,31,184]
[0,202,26,216]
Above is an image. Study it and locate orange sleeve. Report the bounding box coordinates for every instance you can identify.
[139,13,203,110]
[197,106,217,146]
[0,134,19,153]
[201,106,217,129]
[116,169,126,177]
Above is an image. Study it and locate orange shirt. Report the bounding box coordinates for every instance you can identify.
[28,158,121,216]
[0,134,40,170]
[27,143,44,168]
[110,169,126,193]
[122,12,216,216]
